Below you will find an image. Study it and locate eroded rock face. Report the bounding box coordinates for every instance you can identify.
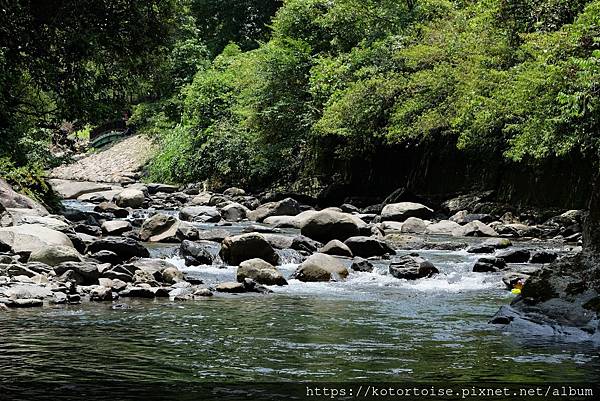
[389,255,439,280]
[236,258,287,286]
[219,233,279,266]
[293,253,348,282]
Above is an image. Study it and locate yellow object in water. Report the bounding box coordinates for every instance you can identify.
[511,288,521,295]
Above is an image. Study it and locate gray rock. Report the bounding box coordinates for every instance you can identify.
[0,224,74,254]
[220,202,249,222]
[94,202,129,218]
[300,210,366,242]
[48,179,113,200]
[180,206,221,223]
[381,202,433,222]
[247,198,300,222]
[86,237,150,262]
[351,257,374,272]
[290,235,322,254]
[400,217,429,234]
[497,249,531,263]
[293,253,348,282]
[452,220,498,237]
[219,233,279,266]
[236,258,287,286]
[54,262,100,285]
[28,245,82,266]
[425,220,462,235]
[466,245,495,254]
[1,178,48,214]
[223,187,246,197]
[473,257,507,273]
[147,183,178,194]
[344,236,394,258]
[320,240,353,257]
[139,213,180,242]
[180,240,214,266]
[114,188,145,208]
[196,228,231,242]
[101,220,132,236]
[482,238,512,249]
[530,251,558,264]
[162,267,184,284]
[215,282,246,293]
[389,255,439,280]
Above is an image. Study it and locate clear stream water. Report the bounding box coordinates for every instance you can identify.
[1,201,599,386]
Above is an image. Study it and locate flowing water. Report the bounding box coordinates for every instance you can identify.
[1,201,599,386]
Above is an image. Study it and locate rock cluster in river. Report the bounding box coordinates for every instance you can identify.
[0,178,582,312]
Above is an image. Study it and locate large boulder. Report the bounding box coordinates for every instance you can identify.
[381,202,433,222]
[114,188,145,208]
[139,213,180,242]
[219,233,279,265]
[400,217,429,234]
[425,220,462,235]
[28,245,82,266]
[389,255,439,280]
[101,220,132,236]
[0,224,74,254]
[320,240,353,257]
[247,198,300,223]
[0,178,48,215]
[49,179,114,200]
[236,258,287,286]
[344,236,394,258]
[86,237,149,262]
[220,202,249,222]
[180,240,214,266]
[300,210,365,242]
[179,206,221,223]
[293,253,349,282]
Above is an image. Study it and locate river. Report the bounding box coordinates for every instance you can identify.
[1,201,599,389]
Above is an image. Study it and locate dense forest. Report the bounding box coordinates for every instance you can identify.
[1,0,599,197]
